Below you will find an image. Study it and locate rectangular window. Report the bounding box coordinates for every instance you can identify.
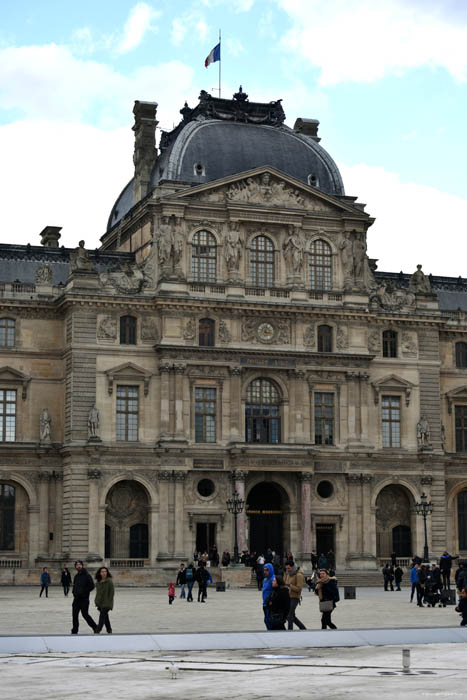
[314,392,334,445]
[0,390,16,442]
[382,395,401,448]
[116,385,139,441]
[0,319,15,347]
[195,387,216,443]
[455,405,467,452]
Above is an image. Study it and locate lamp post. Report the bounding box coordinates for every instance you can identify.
[226,491,245,564]
[414,492,433,563]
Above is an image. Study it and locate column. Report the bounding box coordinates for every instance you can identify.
[346,373,358,445]
[229,367,242,440]
[293,370,306,443]
[159,363,172,438]
[149,504,159,564]
[52,472,63,557]
[346,474,360,560]
[359,373,370,445]
[28,504,40,566]
[230,470,247,553]
[361,475,374,558]
[299,472,313,559]
[157,471,171,558]
[174,364,186,439]
[37,471,50,557]
[87,469,101,560]
[174,472,187,556]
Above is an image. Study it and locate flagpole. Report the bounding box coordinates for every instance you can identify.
[219,28,221,98]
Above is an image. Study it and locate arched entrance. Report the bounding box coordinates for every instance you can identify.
[247,482,287,556]
[0,481,29,557]
[105,480,149,559]
[376,484,414,558]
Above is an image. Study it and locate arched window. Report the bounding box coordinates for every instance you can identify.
[0,319,15,347]
[120,315,137,345]
[191,230,217,282]
[250,235,274,288]
[199,318,215,347]
[0,484,15,550]
[383,330,397,358]
[309,240,332,290]
[245,378,281,444]
[317,325,333,352]
[456,342,467,368]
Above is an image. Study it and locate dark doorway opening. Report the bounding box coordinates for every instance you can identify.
[105,524,111,559]
[129,523,148,558]
[247,482,284,556]
[196,523,216,553]
[392,524,411,557]
[316,523,335,559]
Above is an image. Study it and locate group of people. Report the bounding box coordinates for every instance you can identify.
[174,561,212,603]
[39,561,115,634]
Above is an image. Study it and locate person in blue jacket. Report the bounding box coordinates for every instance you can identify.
[262,563,275,630]
[409,563,419,602]
[39,567,51,598]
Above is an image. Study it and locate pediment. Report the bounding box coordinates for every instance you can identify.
[105,362,152,396]
[371,374,416,406]
[169,166,365,215]
[445,385,467,413]
[0,366,31,399]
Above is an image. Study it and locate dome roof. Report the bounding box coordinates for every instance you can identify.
[107,89,345,232]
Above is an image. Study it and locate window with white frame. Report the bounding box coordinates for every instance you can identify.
[381,395,401,447]
[309,240,332,290]
[116,385,139,441]
[195,387,216,442]
[0,390,16,442]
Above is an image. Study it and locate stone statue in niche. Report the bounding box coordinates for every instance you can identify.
[155,215,185,277]
[40,408,51,442]
[97,316,117,340]
[339,231,367,287]
[69,240,95,273]
[224,223,243,273]
[282,225,304,274]
[417,415,431,449]
[35,264,52,284]
[88,405,100,440]
[409,264,431,294]
[156,216,172,267]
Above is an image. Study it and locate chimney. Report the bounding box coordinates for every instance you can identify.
[133,100,158,204]
[294,118,321,142]
[40,226,62,247]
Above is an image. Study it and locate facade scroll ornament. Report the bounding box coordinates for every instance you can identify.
[87,469,101,480]
[299,472,313,482]
[229,469,247,481]
[420,476,433,486]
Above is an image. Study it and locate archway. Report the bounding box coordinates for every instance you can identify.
[376,484,414,558]
[0,481,29,557]
[105,480,149,559]
[247,482,287,556]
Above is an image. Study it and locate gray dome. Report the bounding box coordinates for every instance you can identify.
[107,90,345,232]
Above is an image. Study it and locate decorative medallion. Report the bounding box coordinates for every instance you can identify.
[257,322,275,343]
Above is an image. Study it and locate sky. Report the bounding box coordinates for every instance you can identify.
[1,0,467,276]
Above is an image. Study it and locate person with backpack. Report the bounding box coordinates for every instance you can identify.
[185,562,195,602]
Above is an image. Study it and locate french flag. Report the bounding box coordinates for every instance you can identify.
[205,42,220,68]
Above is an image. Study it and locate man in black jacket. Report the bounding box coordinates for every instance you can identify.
[71,560,97,634]
[196,561,209,602]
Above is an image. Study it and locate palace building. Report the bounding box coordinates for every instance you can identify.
[1,87,467,581]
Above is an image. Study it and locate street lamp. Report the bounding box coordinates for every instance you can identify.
[226,491,245,564]
[414,492,433,563]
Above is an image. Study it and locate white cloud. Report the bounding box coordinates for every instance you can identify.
[226,38,245,57]
[340,162,467,277]
[171,12,210,46]
[118,2,160,54]
[276,0,467,85]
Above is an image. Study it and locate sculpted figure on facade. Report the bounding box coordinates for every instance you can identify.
[276,320,291,344]
[368,329,381,353]
[417,415,431,449]
[224,223,243,273]
[100,260,148,294]
[183,318,196,340]
[40,408,51,442]
[283,225,304,274]
[218,320,232,343]
[155,215,185,278]
[409,264,431,294]
[303,324,315,347]
[97,316,117,340]
[370,281,416,312]
[336,326,348,350]
[141,317,159,342]
[401,332,417,357]
[225,174,307,208]
[35,264,52,284]
[339,231,367,287]
[88,405,100,439]
[69,240,95,273]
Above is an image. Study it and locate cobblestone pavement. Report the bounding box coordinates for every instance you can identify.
[0,585,461,636]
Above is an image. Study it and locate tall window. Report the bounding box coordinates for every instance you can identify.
[309,240,332,290]
[314,392,334,445]
[318,325,333,352]
[199,318,215,347]
[456,343,467,369]
[116,386,139,441]
[191,230,216,282]
[120,315,137,345]
[245,378,280,444]
[250,235,274,288]
[195,387,216,443]
[0,484,15,550]
[382,395,401,448]
[458,491,467,549]
[382,330,397,358]
[0,319,15,347]
[455,406,467,452]
[0,390,16,442]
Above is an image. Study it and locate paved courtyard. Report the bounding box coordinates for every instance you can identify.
[0,584,462,635]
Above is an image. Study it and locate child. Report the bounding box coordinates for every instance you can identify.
[168,582,176,605]
[455,587,467,626]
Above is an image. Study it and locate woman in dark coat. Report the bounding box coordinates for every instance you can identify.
[315,568,338,629]
[266,575,290,630]
[61,567,72,596]
[94,567,115,634]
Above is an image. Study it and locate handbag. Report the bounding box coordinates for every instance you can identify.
[319,599,334,612]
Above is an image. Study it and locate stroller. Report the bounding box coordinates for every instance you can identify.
[424,581,441,607]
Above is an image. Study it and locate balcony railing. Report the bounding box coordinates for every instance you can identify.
[0,559,23,568]
[109,558,146,568]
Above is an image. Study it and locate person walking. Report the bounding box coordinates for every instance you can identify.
[196,561,209,602]
[394,565,403,591]
[168,582,176,605]
[39,567,51,598]
[185,562,195,602]
[382,564,394,591]
[416,563,427,607]
[176,563,186,599]
[455,588,467,626]
[265,575,290,630]
[284,561,306,630]
[61,567,72,597]
[440,551,458,590]
[71,560,97,634]
[94,566,114,634]
[256,560,265,591]
[262,563,275,630]
[315,569,339,629]
[410,563,419,602]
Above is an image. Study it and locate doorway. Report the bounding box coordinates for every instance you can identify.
[316,523,335,558]
[196,522,216,553]
[247,482,285,556]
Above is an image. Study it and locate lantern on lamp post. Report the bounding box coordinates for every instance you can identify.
[414,492,433,563]
[226,491,245,564]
